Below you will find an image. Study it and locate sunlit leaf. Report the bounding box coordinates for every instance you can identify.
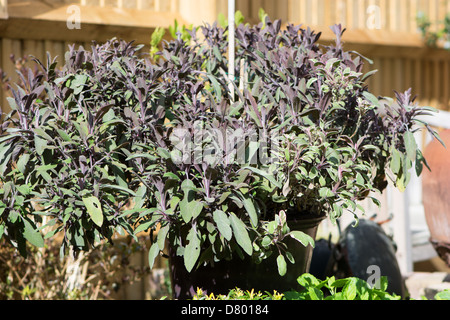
[82,196,103,227]
[290,230,315,247]
[184,228,201,272]
[229,213,253,256]
[22,218,44,248]
[277,254,287,276]
[213,210,232,241]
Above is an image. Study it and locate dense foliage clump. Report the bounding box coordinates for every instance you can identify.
[0,17,441,276]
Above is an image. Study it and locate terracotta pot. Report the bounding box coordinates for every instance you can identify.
[422,129,450,267]
[168,214,325,299]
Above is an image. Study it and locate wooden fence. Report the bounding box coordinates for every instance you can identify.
[0,0,448,114]
[235,0,450,111]
[74,0,450,35]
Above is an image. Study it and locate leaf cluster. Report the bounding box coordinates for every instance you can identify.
[0,14,442,277]
[191,273,401,300]
[143,16,441,274]
[417,11,450,50]
[0,40,163,256]
[284,273,401,300]
[227,19,442,222]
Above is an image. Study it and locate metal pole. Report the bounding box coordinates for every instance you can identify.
[228,0,235,100]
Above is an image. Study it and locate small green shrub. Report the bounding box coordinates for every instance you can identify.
[284,273,401,300]
[433,289,450,300]
[191,273,401,300]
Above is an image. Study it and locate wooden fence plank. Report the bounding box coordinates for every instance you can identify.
[310,0,319,26]
[424,60,432,107]
[394,58,404,94]
[0,0,7,19]
[335,0,346,25]
[44,40,65,64]
[415,59,424,103]
[399,0,408,32]
[433,59,441,108]
[287,0,297,23]
[409,0,418,33]
[403,58,412,92]
[345,0,354,29]
[274,0,289,22]
[299,0,307,25]
[22,39,45,68]
[357,0,366,29]
[444,60,450,111]
[1,38,18,114]
[429,0,439,33]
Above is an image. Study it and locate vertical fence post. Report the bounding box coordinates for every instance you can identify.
[228,0,235,101]
[0,0,7,19]
[389,183,414,275]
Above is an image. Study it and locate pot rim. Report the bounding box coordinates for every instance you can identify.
[286,213,327,228]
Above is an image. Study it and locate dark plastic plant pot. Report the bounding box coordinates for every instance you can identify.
[168,214,325,299]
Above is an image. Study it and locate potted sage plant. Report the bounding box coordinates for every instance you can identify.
[131,18,443,298]
[0,16,442,300]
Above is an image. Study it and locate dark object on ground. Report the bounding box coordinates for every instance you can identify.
[312,219,406,298]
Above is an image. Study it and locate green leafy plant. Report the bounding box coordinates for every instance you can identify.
[169,19,195,43]
[0,40,161,256]
[284,273,401,300]
[217,10,246,29]
[149,20,196,61]
[417,11,450,50]
[434,289,450,300]
[150,27,166,60]
[192,273,401,300]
